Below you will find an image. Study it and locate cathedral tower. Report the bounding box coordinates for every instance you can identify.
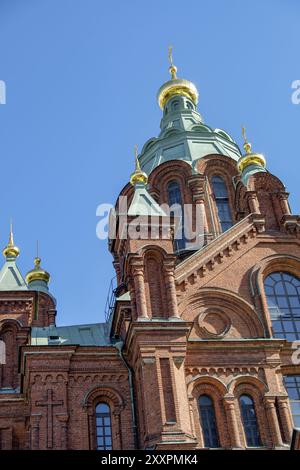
[109,50,300,449]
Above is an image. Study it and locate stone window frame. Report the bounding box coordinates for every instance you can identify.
[210,174,234,233]
[251,254,300,338]
[195,156,237,238]
[264,272,300,341]
[208,171,235,236]
[189,378,230,449]
[198,393,220,448]
[0,318,27,390]
[83,387,124,450]
[232,381,269,448]
[95,402,113,450]
[147,160,193,208]
[238,394,262,448]
[166,179,186,251]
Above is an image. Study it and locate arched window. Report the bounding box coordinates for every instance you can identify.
[198,395,220,448]
[211,176,233,233]
[264,272,300,341]
[239,395,261,447]
[167,180,185,251]
[283,376,300,428]
[95,403,112,450]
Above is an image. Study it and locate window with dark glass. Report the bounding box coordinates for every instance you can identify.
[167,180,185,251]
[198,395,220,448]
[283,376,300,428]
[264,272,300,341]
[211,176,233,232]
[95,403,112,450]
[239,395,261,447]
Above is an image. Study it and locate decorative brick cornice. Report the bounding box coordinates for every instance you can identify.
[175,214,264,286]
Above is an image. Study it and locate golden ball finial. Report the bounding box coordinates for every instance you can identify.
[2,221,20,259]
[130,145,148,186]
[169,64,178,80]
[237,126,266,174]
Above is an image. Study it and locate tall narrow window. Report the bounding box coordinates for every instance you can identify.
[198,395,220,448]
[239,395,261,447]
[264,272,300,341]
[95,403,112,450]
[283,376,300,428]
[211,176,233,232]
[167,180,185,251]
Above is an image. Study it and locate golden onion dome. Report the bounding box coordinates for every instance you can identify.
[130,145,148,186]
[237,127,266,174]
[3,223,20,259]
[157,46,199,109]
[26,257,50,284]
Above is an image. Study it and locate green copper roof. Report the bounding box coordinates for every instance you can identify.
[0,259,28,291]
[116,291,131,301]
[138,95,242,175]
[128,182,167,217]
[31,323,111,346]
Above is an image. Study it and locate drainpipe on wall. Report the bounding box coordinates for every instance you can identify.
[114,340,139,450]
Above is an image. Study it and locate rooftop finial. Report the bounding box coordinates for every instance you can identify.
[242,126,252,154]
[168,45,177,79]
[134,144,140,171]
[130,144,148,186]
[35,240,41,267]
[3,219,20,259]
[26,242,50,287]
[157,47,198,109]
[9,218,14,246]
[237,126,266,179]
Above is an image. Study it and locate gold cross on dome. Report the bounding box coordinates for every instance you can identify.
[242,126,247,144]
[168,45,173,66]
[242,125,252,154]
[134,144,141,171]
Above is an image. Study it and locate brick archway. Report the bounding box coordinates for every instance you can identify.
[189,376,230,448]
[83,386,125,450]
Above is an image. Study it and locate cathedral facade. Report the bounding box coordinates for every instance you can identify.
[0,57,300,451]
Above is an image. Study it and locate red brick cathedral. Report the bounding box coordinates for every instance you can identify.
[1,57,300,451]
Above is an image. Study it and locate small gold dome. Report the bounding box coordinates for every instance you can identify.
[130,170,148,186]
[157,46,199,110]
[3,224,20,259]
[130,144,148,186]
[26,257,50,284]
[157,78,199,110]
[237,127,266,174]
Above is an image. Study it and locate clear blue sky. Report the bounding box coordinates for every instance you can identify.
[0,0,299,325]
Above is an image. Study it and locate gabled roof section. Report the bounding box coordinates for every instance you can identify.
[0,259,28,291]
[128,183,167,217]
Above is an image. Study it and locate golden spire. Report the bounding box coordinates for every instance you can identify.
[2,220,20,259]
[168,45,177,79]
[157,46,199,109]
[130,144,148,186]
[237,126,266,174]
